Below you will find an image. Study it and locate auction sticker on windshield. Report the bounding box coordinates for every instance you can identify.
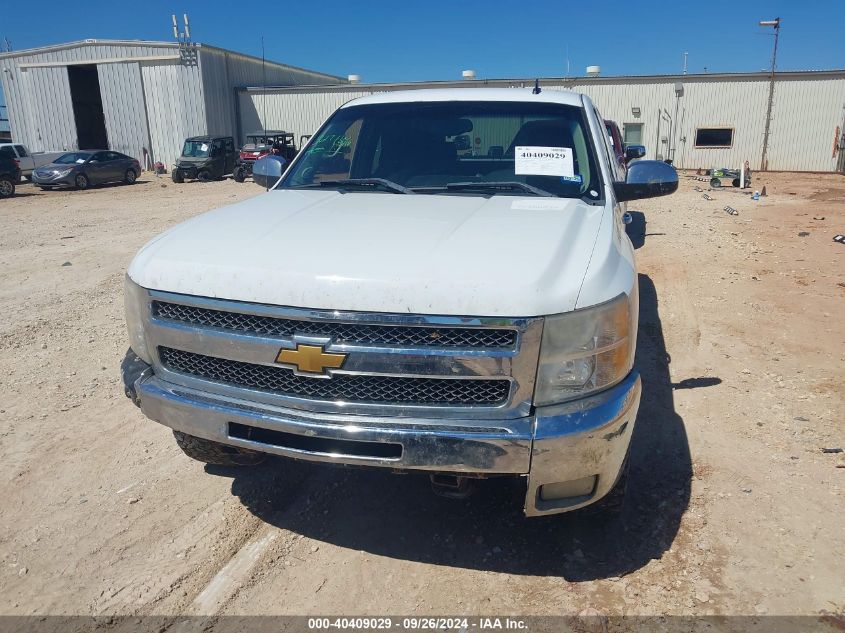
[514,146,574,177]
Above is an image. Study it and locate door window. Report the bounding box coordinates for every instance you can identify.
[623,123,643,145]
[14,145,28,158]
[224,138,235,153]
[90,151,109,163]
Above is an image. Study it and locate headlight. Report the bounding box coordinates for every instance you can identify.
[55,168,73,177]
[124,275,153,364]
[534,291,637,406]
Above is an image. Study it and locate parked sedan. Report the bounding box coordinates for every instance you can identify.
[32,151,141,190]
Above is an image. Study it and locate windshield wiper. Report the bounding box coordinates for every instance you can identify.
[412,181,555,197]
[291,178,413,194]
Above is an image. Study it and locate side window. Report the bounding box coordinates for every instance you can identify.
[289,118,360,185]
[105,152,121,161]
[91,151,109,162]
[225,138,235,153]
[14,145,28,158]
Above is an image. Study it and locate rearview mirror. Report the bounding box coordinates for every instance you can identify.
[613,160,678,202]
[624,145,646,162]
[253,155,287,189]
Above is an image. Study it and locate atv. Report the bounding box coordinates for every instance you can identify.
[233,132,297,183]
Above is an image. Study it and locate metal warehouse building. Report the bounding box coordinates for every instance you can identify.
[240,70,845,173]
[0,39,343,167]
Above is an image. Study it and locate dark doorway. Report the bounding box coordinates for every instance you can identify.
[67,65,109,150]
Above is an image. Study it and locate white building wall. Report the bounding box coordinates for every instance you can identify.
[0,42,182,153]
[764,77,845,171]
[242,73,845,172]
[200,47,344,143]
[237,89,375,143]
[97,62,151,162]
[140,60,207,167]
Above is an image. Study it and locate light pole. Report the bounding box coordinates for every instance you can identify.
[759,17,781,171]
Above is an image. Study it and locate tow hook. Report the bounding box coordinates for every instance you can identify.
[430,474,475,499]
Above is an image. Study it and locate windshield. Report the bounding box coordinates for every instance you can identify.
[280,100,601,199]
[54,152,92,164]
[181,140,211,158]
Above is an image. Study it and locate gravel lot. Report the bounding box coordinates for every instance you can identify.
[0,172,843,620]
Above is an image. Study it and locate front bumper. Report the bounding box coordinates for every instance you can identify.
[174,164,204,179]
[123,350,640,516]
[32,172,75,187]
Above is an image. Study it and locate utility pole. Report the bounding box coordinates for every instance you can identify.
[683,52,688,75]
[759,17,781,171]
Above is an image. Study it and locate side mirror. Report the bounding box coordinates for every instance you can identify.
[253,155,287,189]
[624,145,646,162]
[614,160,678,202]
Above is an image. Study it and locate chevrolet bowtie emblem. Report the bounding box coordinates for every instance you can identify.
[275,343,346,376]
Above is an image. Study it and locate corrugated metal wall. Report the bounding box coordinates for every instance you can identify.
[240,74,845,172]
[141,61,207,167]
[237,89,376,144]
[98,62,151,162]
[0,42,185,155]
[200,47,344,143]
[0,40,343,167]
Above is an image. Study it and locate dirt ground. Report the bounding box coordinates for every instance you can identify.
[0,171,843,622]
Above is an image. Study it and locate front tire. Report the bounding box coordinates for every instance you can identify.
[124,169,137,185]
[0,177,14,198]
[171,170,184,184]
[233,167,246,183]
[75,173,90,190]
[173,430,265,466]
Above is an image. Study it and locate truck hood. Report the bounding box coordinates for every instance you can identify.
[128,190,606,317]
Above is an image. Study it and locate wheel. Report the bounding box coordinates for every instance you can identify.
[172,430,265,466]
[709,177,722,188]
[731,178,741,188]
[0,177,14,198]
[233,167,246,183]
[124,169,137,185]
[197,170,212,183]
[75,173,90,190]
[171,170,184,184]
[583,455,629,519]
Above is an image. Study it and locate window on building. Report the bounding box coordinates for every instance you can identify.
[623,123,643,145]
[695,128,734,148]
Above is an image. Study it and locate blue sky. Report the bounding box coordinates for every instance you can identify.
[2,0,844,122]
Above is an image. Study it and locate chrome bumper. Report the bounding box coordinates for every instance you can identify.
[126,353,640,516]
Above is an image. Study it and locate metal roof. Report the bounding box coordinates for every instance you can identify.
[0,39,344,81]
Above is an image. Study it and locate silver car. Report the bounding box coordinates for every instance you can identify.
[32,150,141,190]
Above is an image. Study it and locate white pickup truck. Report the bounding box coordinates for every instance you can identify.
[0,143,57,179]
[122,88,677,517]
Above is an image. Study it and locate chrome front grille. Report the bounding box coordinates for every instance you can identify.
[145,291,543,420]
[159,347,511,406]
[152,301,517,349]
